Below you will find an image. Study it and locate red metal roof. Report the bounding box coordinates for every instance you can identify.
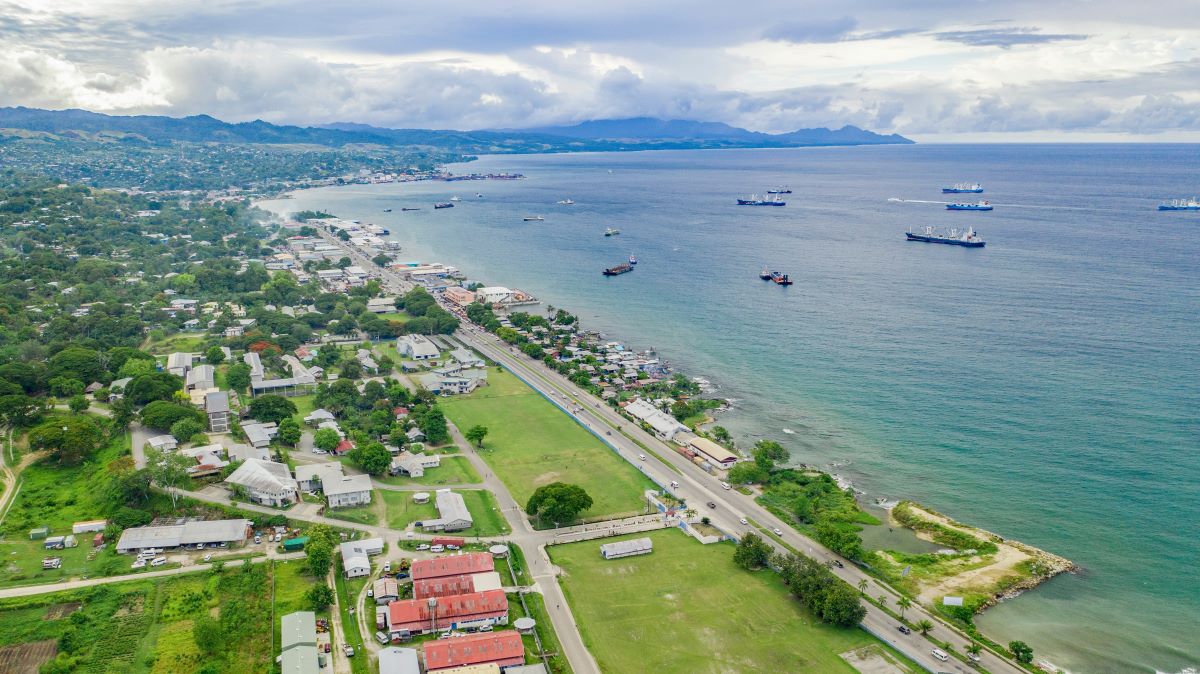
[387,590,507,632]
[423,631,524,671]
[413,574,477,600]
[431,536,465,547]
[410,552,494,581]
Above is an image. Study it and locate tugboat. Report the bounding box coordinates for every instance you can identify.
[523,216,544,221]
[767,186,792,194]
[603,263,634,276]
[770,271,793,286]
[1158,198,1200,211]
[449,196,461,202]
[737,194,786,206]
[942,183,984,194]
[905,225,986,247]
[759,266,773,280]
[604,227,620,237]
[434,202,454,209]
[628,254,638,265]
[946,201,992,211]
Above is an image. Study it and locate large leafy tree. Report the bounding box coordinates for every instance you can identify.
[145,445,194,508]
[277,417,302,446]
[48,346,105,383]
[0,394,46,427]
[29,416,106,465]
[313,428,341,451]
[733,532,772,570]
[124,372,184,406]
[352,441,391,476]
[247,394,297,424]
[526,482,593,525]
[225,363,252,393]
[140,400,204,431]
[464,425,488,448]
[753,439,789,472]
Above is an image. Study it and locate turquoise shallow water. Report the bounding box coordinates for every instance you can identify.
[260,145,1200,674]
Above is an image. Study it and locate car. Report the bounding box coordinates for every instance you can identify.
[405,531,414,538]
[478,625,492,632]
[772,528,782,536]
[313,449,328,455]
[446,544,460,551]
[323,643,331,653]
[720,481,732,490]
[429,545,445,553]
[967,652,981,663]
[367,589,374,598]
[897,625,912,635]
[343,645,355,657]
[131,559,147,569]
[196,543,205,550]
[416,544,431,551]
[638,454,647,461]
[669,481,679,489]
[706,501,717,509]
[150,556,167,567]
[383,561,392,572]
[375,631,389,645]
[219,542,228,548]
[738,518,748,525]
[833,560,845,568]
[202,554,212,562]
[396,572,409,579]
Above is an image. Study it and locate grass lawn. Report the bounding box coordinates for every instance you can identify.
[548,528,882,674]
[374,455,482,487]
[288,394,318,425]
[441,369,655,520]
[378,489,510,536]
[509,591,573,674]
[333,567,370,674]
[376,311,412,323]
[145,331,209,354]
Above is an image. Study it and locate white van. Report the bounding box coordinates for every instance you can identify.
[720,482,732,490]
[150,556,168,567]
[931,648,949,662]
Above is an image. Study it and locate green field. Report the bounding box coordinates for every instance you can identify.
[145,331,209,354]
[379,489,510,536]
[440,369,655,520]
[375,455,482,486]
[549,529,883,674]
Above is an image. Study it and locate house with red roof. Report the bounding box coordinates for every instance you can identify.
[410,552,494,582]
[422,631,524,672]
[385,589,508,636]
[412,570,503,600]
[332,439,356,456]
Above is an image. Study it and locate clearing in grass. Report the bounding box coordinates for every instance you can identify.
[548,528,886,674]
[440,368,654,520]
[378,488,510,536]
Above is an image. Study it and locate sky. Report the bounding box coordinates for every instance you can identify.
[2,0,1199,141]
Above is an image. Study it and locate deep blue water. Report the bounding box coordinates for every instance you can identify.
[261,145,1200,674]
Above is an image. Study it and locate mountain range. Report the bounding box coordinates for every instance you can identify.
[0,107,912,153]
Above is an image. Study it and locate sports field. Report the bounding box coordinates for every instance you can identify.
[440,368,654,520]
[549,528,882,673]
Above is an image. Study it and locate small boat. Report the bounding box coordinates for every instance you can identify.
[906,225,986,247]
[449,196,461,202]
[942,182,984,194]
[1158,198,1200,211]
[476,193,483,198]
[523,216,544,222]
[401,207,421,211]
[603,263,634,276]
[767,186,792,194]
[628,254,638,265]
[759,266,773,280]
[737,194,786,206]
[770,271,793,286]
[946,201,992,211]
[604,227,620,237]
[382,208,392,212]
[434,202,454,209]
[557,199,575,205]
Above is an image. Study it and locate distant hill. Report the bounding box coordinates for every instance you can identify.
[0,107,911,152]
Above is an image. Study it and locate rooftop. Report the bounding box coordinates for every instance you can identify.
[422,631,523,671]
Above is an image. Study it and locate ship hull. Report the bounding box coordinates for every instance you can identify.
[942,188,984,193]
[1158,205,1200,211]
[738,200,786,206]
[906,233,985,247]
[946,205,992,211]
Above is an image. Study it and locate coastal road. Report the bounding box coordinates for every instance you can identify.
[312,226,1021,674]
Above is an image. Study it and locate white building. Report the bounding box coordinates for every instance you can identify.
[294,462,345,492]
[449,348,485,369]
[323,474,373,509]
[420,490,473,532]
[397,334,439,360]
[600,537,653,560]
[623,399,689,441]
[390,452,441,478]
[339,537,384,578]
[225,459,297,506]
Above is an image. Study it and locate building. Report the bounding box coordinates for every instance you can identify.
[304,408,336,426]
[420,490,474,532]
[419,370,487,396]
[422,631,524,672]
[405,427,426,443]
[166,352,194,377]
[226,443,269,463]
[71,520,107,535]
[323,474,373,508]
[623,399,689,441]
[294,462,345,492]
[441,287,476,307]
[243,351,265,379]
[339,537,384,578]
[413,571,503,600]
[377,647,421,674]
[474,287,514,306]
[389,452,440,478]
[449,348,485,369]
[397,334,439,360]
[386,590,508,636]
[205,391,231,433]
[185,364,215,391]
[280,611,319,674]
[116,519,250,553]
[241,421,277,449]
[179,444,229,476]
[505,666,548,674]
[146,435,178,452]
[373,576,399,604]
[410,552,495,581]
[224,459,297,506]
[687,437,739,469]
[367,297,397,313]
[600,537,654,560]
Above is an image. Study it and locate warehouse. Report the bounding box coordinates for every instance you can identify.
[422,631,524,672]
[599,537,653,560]
[386,590,508,636]
[116,519,250,553]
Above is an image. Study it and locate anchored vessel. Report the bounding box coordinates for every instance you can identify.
[906,225,986,247]
[946,201,992,211]
[557,199,575,205]
[523,216,544,221]
[942,183,984,193]
[738,194,786,206]
[401,207,421,211]
[433,202,454,209]
[603,263,634,276]
[770,271,793,285]
[628,254,638,265]
[382,208,392,212]
[759,266,773,280]
[449,196,461,202]
[767,186,792,194]
[604,227,620,237]
[1158,198,1200,211]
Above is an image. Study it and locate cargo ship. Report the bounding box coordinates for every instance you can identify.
[433,202,454,209]
[604,227,620,237]
[906,226,985,247]
[1158,198,1200,211]
[770,271,793,286]
[401,207,421,211]
[946,201,992,211]
[942,183,984,193]
[523,216,544,221]
[603,263,634,276]
[737,194,786,206]
[767,186,792,194]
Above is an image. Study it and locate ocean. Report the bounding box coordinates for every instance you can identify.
[259,144,1200,674]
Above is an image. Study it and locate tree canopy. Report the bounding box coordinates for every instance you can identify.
[526,482,593,524]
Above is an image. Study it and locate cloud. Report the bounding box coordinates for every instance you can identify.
[761,16,858,44]
[932,27,1088,48]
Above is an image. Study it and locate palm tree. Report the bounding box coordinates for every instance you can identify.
[966,643,982,658]
[916,619,934,636]
[897,596,912,620]
[857,579,868,596]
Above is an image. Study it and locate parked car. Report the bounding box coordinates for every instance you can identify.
[739,518,748,525]
[202,554,212,562]
[196,543,205,550]
[342,645,354,657]
[416,544,430,551]
[445,544,460,551]
[706,501,717,509]
[313,449,328,455]
[131,559,147,569]
[150,556,167,567]
[253,534,262,544]
[429,545,445,553]
[383,561,392,573]
[375,632,389,644]
[478,625,492,632]
[720,481,732,490]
